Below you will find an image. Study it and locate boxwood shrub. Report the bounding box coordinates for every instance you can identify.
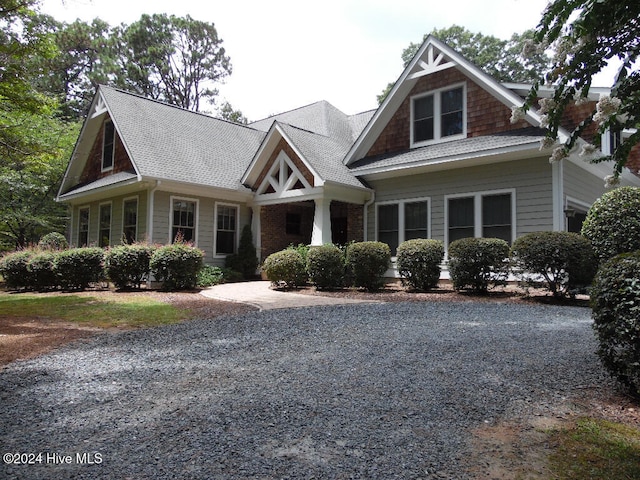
[345,241,391,291]
[448,237,510,293]
[581,186,640,262]
[590,251,640,395]
[38,232,68,251]
[106,244,156,290]
[511,231,598,298]
[28,251,58,291]
[0,250,35,290]
[396,239,444,291]
[150,243,204,291]
[262,249,307,289]
[54,247,105,291]
[307,244,344,290]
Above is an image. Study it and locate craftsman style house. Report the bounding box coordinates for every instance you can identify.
[57,36,640,271]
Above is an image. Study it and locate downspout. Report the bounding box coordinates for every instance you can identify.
[363,191,375,241]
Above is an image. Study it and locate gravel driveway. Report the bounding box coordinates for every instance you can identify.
[1,301,607,479]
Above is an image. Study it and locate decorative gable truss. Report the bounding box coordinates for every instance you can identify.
[256,150,313,196]
[408,43,456,79]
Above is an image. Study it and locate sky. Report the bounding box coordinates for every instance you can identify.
[39,0,552,121]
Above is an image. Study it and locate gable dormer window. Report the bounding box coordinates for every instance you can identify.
[411,84,466,147]
[102,120,115,171]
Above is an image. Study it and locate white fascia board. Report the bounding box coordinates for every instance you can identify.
[276,124,324,186]
[241,121,280,186]
[57,176,142,203]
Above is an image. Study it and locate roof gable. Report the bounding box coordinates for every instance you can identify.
[343,35,558,166]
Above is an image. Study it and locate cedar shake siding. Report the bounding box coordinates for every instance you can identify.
[366,68,531,157]
[252,138,315,191]
[79,117,136,185]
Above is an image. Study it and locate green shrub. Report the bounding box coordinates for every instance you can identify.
[0,251,35,290]
[54,247,105,291]
[262,249,307,289]
[590,251,640,395]
[105,244,156,290]
[511,231,598,298]
[225,225,258,279]
[28,251,58,291]
[307,244,344,290]
[396,239,444,291]
[581,186,640,262]
[196,265,225,287]
[150,243,204,291]
[448,237,510,293]
[287,243,311,264]
[38,232,68,251]
[345,241,391,291]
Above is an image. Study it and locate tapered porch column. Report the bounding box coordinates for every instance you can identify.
[311,197,332,246]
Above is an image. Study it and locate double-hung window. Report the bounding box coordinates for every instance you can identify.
[78,207,89,247]
[446,191,514,246]
[172,198,197,243]
[123,198,138,244]
[102,120,115,171]
[377,198,430,255]
[215,203,238,255]
[411,85,465,147]
[99,203,111,247]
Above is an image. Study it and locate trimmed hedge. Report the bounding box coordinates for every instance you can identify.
[38,232,68,251]
[307,244,344,290]
[448,237,510,293]
[590,251,640,395]
[0,251,34,290]
[396,239,444,291]
[106,244,156,290]
[345,241,391,291]
[28,251,58,291]
[581,186,640,262]
[262,249,307,289]
[511,231,598,298]
[54,247,105,291]
[150,243,204,291]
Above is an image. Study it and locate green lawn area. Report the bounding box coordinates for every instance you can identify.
[0,292,188,328]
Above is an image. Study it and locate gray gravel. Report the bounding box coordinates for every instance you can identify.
[1,301,609,479]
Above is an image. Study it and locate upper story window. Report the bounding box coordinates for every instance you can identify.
[411,84,466,147]
[102,120,115,171]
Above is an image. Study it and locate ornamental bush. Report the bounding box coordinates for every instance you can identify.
[345,241,391,291]
[307,244,344,290]
[396,239,444,291]
[262,249,307,289]
[196,265,225,287]
[511,231,598,298]
[54,247,105,291]
[224,225,258,279]
[28,251,58,291]
[0,250,34,290]
[581,186,640,262]
[590,251,640,395]
[448,237,510,293]
[38,232,68,251]
[105,244,156,290]
[150,243,204,291]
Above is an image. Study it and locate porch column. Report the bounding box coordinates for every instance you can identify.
[251,205,261,261]
[311,197,332,246]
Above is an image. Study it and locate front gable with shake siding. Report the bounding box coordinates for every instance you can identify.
[57,36,640,272]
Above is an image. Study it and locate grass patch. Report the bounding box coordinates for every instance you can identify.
[548,417,640,479]
[0,293,188,328]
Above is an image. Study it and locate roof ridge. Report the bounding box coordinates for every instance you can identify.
[250,100,337,124]
[98,85,262,133]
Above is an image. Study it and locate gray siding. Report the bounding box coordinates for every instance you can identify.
[152,190,252,266]
[563,160,607,210]
[365,157,554,243]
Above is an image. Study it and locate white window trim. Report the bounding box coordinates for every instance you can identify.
[122,196,139,244]
[214,202,240,258]
[98,201,112,247]
[170,196,199,245]
[375,196,432,257]
[444,189,516,248]
[77,205,90,247]
[410,82,467,148]
[101,119,115,172]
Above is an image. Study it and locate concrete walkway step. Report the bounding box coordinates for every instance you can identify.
[200,281,381,311]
